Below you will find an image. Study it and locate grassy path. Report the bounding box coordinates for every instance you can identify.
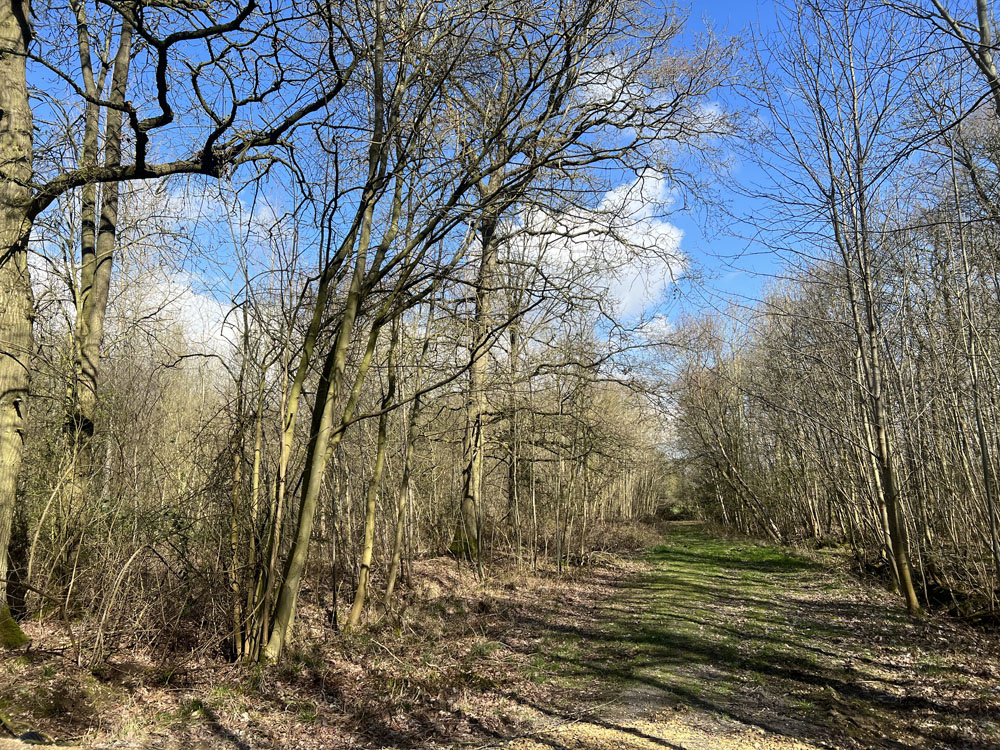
[3,523,998,748]
[505,523,1000,750]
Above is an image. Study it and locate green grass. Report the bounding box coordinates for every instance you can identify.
[523,522,1000,749]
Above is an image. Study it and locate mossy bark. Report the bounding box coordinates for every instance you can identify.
[0,603,28,648]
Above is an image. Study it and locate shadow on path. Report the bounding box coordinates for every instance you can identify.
[502,523,1000,749]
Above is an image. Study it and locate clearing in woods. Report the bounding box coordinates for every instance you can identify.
[502,523,1000,750]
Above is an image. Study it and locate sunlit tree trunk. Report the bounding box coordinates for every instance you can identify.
[0,0,33,648]
[262,231,375,660]
[65,19,132,561]
[454,215,498,571]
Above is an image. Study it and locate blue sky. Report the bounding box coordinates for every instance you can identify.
[665,0,784,323]
[27,0,789,344]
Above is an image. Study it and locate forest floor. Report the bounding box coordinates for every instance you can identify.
[2,522,1000,748]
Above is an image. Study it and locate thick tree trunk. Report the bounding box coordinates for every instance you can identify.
[0,0,33,648]
[454,217,498,568]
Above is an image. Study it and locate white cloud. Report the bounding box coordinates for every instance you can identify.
[637,313,674,343]
[135,272,236,357]
[517,170,685,321]
[27,176,247,377]
[30,250,235,366]
[579,54,647,112]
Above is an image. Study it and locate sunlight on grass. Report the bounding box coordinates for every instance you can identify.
[524,523,1000,749]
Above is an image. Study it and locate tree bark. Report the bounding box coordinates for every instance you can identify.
[0,0,33,649]
[385,305,434,604]
[65,18,132,519]
[454,216,498,569]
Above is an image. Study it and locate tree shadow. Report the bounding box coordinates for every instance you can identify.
[200,704,251,750]
[495,525,1000,749]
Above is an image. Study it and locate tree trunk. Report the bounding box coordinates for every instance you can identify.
[348,326,398,628]
[874,397,920,613]
[261,250,372,661]
[0,0,33,648]
[67,18,131,478]
[454,216,498,569]
[385,306,434,604]
[59,23,132,600]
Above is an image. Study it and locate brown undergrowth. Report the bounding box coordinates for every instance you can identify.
[6,520,999,749]
[0,521,659,748]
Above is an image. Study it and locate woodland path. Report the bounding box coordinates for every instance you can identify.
[2,525,999,749]
[499,523,1000,750]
